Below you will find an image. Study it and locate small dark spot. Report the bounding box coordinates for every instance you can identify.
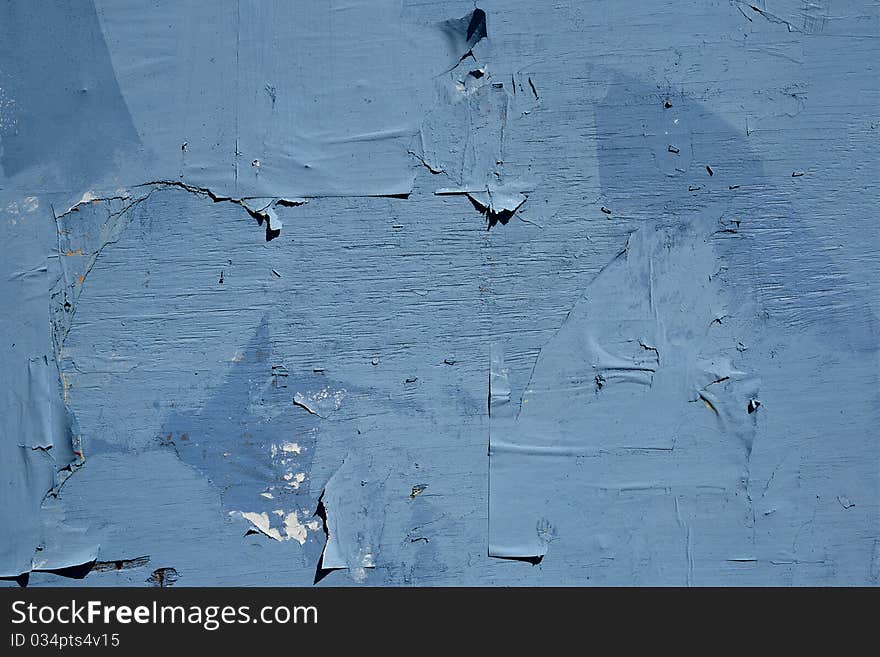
[410,484,428,499]
[443,358,456,365]
[792,171,805,177]
[218,270,224,284]
[600,206,612,215]
[469,68,485,79]
[668,145,680,154]
[706,165,714,176]
[748,399,761,414]
[664,99,673,109]
[405,377,418,384]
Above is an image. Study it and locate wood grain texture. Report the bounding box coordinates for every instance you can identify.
[1,0,876,586]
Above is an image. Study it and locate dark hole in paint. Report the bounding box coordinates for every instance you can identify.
[494,555,544,566]
[146,567,179,587]
[0,573,30,587]
[312,497,339,585]
[466,8,488,43]
[468,196,517,229]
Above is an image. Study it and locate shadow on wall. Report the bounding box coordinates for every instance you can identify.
[0,0,140,185]
[594,72,875,332]
[160,316,328,564]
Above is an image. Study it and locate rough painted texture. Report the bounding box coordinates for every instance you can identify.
[1,0,877,586]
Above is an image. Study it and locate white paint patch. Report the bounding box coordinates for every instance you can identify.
[231,509,316,546]
[282,441,302,455]
[292,386,346,417]
[0,83,17,134]
[282,511,309,545]
[233,511,283,541]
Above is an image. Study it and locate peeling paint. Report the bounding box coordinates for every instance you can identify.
[1,0,876,587]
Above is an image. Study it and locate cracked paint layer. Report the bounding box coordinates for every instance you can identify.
[1,0,877,586]
[490,214,762,560]
[315,455,381,582]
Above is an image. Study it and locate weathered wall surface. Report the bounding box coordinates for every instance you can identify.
[1,0,877,586]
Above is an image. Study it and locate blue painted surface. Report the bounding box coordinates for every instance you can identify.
[1,0,877,585]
